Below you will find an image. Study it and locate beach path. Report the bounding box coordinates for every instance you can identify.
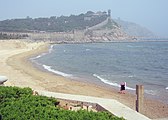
[37,90,151,120]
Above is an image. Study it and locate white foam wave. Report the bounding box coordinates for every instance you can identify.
[85,49,90,51]
[30,45,54,60]
[166,87,168,90]
[93,74,135,90]
[128,75,134,78]
[30,52,47,60]
[144,90,156,95]
[37,53,47,59]
[34,55,41,59]
[49,45,54,53]
[127,45,142,48]
[42,65,72,77]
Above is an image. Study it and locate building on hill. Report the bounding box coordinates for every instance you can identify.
[84,10,108,21]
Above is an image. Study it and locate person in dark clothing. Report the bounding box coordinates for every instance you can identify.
[119,82,126,94]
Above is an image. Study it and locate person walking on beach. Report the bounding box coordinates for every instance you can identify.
[119,82,126,94]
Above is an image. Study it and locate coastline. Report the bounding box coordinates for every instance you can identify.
[1,40,168,119]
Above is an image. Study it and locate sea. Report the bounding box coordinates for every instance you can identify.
[31,41,168,104]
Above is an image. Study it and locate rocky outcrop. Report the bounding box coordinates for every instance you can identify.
[83,18,131,42]
[27,17,132,43]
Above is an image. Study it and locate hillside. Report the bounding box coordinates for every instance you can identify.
[0,11,109,32]
[0,11,158,41]
[114,19,155,37]
[0,10,132,42]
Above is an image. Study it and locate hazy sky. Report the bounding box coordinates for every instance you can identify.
[0,0,168,37]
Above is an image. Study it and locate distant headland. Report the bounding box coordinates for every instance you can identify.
[0,10,165,43]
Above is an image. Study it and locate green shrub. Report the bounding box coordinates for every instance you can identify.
[0,86,124,120]
[0,86,32,103]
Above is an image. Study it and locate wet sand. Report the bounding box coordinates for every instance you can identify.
[1,40,168,119]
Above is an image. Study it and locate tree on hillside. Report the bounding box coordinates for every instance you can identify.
[0,11,110,32]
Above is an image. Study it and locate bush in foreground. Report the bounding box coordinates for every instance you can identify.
[0,86,124,120]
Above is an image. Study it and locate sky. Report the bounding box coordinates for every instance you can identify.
[0,0,168,37]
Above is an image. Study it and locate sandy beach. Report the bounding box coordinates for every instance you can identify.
[1,40,168,119]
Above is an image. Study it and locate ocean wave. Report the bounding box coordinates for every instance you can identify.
[144,90,156,95]
[30,52,48,60]
[49,45,54,53]
[36,53,47,59]
[128,75,134,78]
[166,87,168,90]
[93,74,135,90]
[127,45,142,48]
[30,45,54,60]
[85,49,91,51]
[42,64,72,77]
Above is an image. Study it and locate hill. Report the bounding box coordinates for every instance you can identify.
[0,11,109,32]
[0,11,158,41]
[114,19,155,37]
[0,10,132,42]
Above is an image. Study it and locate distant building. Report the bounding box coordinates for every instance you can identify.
[84,10,108,21]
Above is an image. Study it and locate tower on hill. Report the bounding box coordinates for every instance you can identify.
[107,9,112,23]
[108,9,111,18]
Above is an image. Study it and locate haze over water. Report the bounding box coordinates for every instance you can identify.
[33,41,168,103]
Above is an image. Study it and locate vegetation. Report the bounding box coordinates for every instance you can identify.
[0,86,124,120]
[0,11,109,32]
[0,32,29,39]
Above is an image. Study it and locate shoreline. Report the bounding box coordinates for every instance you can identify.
[34,41,168,104]
[1,40,168,119]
